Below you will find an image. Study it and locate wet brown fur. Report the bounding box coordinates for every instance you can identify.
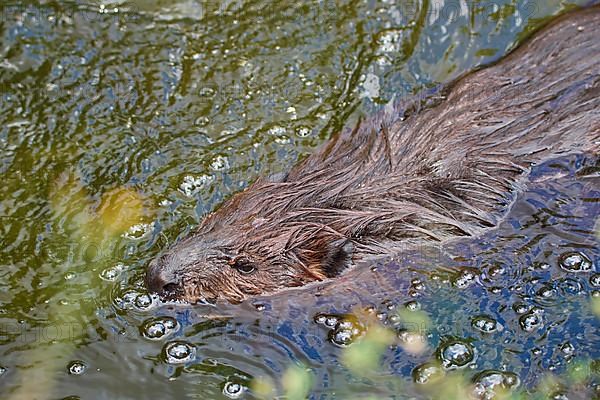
[147,6,600,303]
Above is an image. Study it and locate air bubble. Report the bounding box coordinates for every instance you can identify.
[558,251,593,272]
[512,303,528,314]
[145,322,165,338]
[472,315,502,333]
[452,268,478,288]
[326,317,339,327]
[99,263,125,281]
[487,264,505,277]
[412,362,445,384]
[519,309,544,332]
[329,329,355,347]
[163,341,196,364]
[314,313,339,328]
[141,317,179,340]
[411,278,422,285]
[536,262,551,270]
[437,339,477,370]
[472,370,520,400]
[134,294,153,309]
[296,126,311,137]
[535,284,557,299]
[316,314,365,347]
[67,361,86,375]
[194,116,210,126]
[163,318,177,330]
[118,290,138,307]
[560,342,575,355]
[315,314,341,328]
[376,312,387,321]
[223,381,245,399]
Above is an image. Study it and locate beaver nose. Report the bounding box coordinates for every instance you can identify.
[146,257,181,295]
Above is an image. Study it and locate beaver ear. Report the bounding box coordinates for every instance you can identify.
[321,238,354,278]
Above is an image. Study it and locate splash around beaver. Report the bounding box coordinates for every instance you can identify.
[146,6,600,304]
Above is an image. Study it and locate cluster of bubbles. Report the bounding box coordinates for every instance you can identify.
[471,315,502,334]
[451,267,480,289]
[314,296,503,391]
[113,289,156,311]
[312,294,523,397]
[408,278,426,298]
[516,306,544,332]
[179,174,214,197]
[140,316,179,340]
[471,370,520,400]
[411,340,523,400]
[313,313,366,347]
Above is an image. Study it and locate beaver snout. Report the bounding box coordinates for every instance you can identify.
[146,257,183,298]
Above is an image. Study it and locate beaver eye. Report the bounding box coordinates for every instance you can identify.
[230,257,256,274]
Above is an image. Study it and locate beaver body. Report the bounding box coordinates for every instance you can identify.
[147,6,600,304]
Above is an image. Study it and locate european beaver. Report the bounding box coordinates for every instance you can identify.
[146,6,600,304]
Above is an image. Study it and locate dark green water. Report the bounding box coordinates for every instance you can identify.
[0,1,598,399]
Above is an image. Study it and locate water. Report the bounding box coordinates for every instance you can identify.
[0,1,598,399]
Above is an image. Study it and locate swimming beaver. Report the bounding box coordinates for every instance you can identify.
[146,6,600,304]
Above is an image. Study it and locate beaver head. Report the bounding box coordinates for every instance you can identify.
[145,174,356,304]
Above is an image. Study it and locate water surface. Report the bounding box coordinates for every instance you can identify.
[0,1,598,399]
